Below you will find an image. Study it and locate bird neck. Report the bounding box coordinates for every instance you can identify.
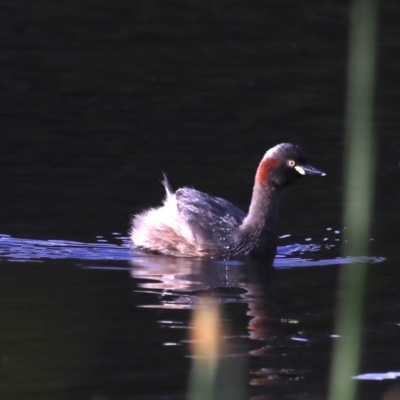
[225,183,282,258]
[240,184,281,235]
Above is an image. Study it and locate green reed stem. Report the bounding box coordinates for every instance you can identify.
[328,0,378,400]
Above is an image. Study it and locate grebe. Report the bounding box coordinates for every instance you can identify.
[130,143,325,258]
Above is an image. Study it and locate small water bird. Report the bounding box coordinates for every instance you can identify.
[130,143,325,258]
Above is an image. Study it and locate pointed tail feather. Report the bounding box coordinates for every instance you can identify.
[161,173,174,198]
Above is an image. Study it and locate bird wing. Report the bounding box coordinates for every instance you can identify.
[174,187,246,244]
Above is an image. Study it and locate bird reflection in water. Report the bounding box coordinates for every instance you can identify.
[243,262,312,394]
[130,254,316,398]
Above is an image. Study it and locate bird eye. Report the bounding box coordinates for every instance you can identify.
[287,160,296,167]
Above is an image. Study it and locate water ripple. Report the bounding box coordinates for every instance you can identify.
[0,233,384,267]
[0,234,131,262]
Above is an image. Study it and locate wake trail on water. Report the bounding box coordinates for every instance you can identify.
[0,232,384,267]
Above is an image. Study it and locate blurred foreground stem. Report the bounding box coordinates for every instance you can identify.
[188,300,221,400]
[329,0,378,399]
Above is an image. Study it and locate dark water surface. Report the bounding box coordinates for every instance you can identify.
[1,1,400,399]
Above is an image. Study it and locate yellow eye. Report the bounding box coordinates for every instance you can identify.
[287,160,296,167]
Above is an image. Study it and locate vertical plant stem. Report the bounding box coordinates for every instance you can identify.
[188,299,221,400]
[329,0,378,399]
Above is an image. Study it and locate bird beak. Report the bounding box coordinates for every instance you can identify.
[295,165,326,176]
